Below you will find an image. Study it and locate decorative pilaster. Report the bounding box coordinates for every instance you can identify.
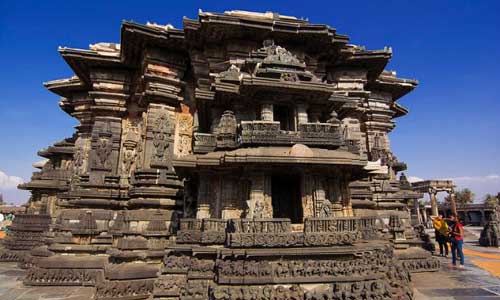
[247,173,272,218]
[261,103,274,121]
[196,174,211,219]
[296,103,308,125]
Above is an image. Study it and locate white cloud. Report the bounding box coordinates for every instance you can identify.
[438,174,500,203]
[407,176,424,183]
[445,174,500,182]
[0,170,24,189]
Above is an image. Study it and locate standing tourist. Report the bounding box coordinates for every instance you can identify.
[432,214,449,257]
[449,213,465,267]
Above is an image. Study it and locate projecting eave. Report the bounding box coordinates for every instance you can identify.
[367,71,418,101]
[183,10,349,53]
[339,47,392,81]
[44,76,86,97]
[58,47,125,85]
[173,146,367,169]
[392,102,409,118]
[120,21,186,66]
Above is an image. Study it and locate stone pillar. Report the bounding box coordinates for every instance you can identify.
[261,103,273,121]
[413,198,422,224]
[196,174,211,219]
[247,173,272,218]
[421,206,428,225]
[301,173,314,219]
[296,103,308,124]
[429,189,438,216]
[449,189,458,216]
[312,176,327,217]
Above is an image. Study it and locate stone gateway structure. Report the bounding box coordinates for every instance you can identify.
[2,10,440,300]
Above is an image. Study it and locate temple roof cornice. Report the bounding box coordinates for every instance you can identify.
[58,47,125,85]
[183,10,349,52]
[367,70,418,101]
[44,76,86,97]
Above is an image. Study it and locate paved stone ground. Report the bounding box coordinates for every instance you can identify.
[413,226,500,299]
[0,227,498,299]
[0,263,93,300]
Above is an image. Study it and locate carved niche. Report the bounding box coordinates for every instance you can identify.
[94,122,113,170]
[216,110,238,149]
[121,119,143,177]
[73,138,90,174]
[152,112,172,166]
[175,113,193,157]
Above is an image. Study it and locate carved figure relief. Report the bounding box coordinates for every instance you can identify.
[121,119,142,176]
[74,138,90,174]
[176,113,193,157]
[152,113,171,164]
[95,123,113,169]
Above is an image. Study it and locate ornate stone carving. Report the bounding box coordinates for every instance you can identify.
[304,280,392,300]
[218,64,241,82]
[25,268,103,286]
[152,113,171,164]
[95,123,113,169]
[240,121,343,147]
[176,113,193,157]
[212,285,303,300]
[154,275,186,297]
[216,250,392,284]
[95,279,154,299]
[180,281,209,300]
[280,72,299,82]
[193,133,216,153]
[164,254,214,279]
[74,138,90,174]
[216,110,238,149]
[121,120,142,176]
[261,41,303,67]
[400,257,440,273]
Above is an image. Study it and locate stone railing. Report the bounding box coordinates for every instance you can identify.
[356,216,379,240]
[177,218,226,244]
[179,218,202,231]
[193,133,217,153]
[303,217,357,233]
[177,217,377,248]
[228,218,291,233]
[240,121,343,147]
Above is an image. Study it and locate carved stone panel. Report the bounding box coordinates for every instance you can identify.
[175,111,193,157]
[144,104,175,169]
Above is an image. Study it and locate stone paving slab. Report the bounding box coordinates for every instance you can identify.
[0,263,93,300]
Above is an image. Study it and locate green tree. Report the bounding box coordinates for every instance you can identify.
[0,193,4,205]
[445,188,475,205]
[484,193,499,206]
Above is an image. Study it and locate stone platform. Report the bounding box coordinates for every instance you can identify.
[1,227,499,300]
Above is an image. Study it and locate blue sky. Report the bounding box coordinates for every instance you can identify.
[1,1,499,204]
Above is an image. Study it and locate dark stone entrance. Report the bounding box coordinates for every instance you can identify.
[271,174,302,223]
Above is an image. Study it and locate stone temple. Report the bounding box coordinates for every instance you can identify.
[1,10,440,300]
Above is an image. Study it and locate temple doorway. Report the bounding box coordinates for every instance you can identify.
[271,174,302,223]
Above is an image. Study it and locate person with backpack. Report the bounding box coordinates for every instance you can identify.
[449,213,465,267]
[432,214,449,257]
